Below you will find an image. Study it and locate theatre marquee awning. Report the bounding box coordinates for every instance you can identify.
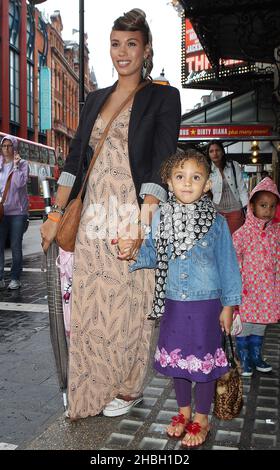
[181,16,273,90]
[180,0,280,67]
[179,124,277,141]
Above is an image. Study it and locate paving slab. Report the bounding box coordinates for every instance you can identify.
[1,253,280,450]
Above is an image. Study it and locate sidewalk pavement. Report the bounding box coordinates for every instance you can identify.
[1,253,280,450]
[0,252,62,450]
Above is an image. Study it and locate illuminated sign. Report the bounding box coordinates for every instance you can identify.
[179,125,273,140]
[185,20,242,74]
[182,19,244,87]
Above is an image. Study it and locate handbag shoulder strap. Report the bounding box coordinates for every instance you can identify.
[230,160,246,212]
[79,80,150,199]
[230,161,238,189]
[223,333,237,369]
[0,172,13,203]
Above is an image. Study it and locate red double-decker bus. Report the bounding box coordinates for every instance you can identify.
[0,132,60,217]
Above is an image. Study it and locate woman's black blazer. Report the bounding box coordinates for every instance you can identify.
[63,80,181,206]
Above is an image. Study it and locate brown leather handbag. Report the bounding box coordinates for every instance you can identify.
[56,81,149,252]
[0,172,13,222]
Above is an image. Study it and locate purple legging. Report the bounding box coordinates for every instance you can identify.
[173,377,216,415]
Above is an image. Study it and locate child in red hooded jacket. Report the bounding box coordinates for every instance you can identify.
[233,177,280,377]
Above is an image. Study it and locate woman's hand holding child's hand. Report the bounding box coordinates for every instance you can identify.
[219,306,233,335]
[112,237,143,261]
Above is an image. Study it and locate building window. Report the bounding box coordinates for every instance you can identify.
[27,5,35,129]
[27,62,34,128]
[26,4,35,61]
[56,70,58,91]
[9,0,20,49]
[9,0,20,124]
[10,49,20,123]
[38,16,45,34]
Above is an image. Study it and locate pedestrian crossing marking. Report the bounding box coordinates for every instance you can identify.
[0,442,18,450]
[0,302,48,313]
[4,268,45,273]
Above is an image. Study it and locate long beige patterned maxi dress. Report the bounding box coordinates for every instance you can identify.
[67,108,155,419]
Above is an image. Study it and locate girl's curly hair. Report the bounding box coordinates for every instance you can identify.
[161,149,210,183]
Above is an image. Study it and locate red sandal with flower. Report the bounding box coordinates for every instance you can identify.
[166,412,191,438]
[181,421,210,448]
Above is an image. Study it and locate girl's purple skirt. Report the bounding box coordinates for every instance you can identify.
[154,298,229,382]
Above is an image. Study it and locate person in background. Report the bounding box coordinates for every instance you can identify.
[258,171,280,223]
[40,9,181,419]
[233,177,280,376]
[260,170,269,179]
[206,140,248,234]
[131,149,241,448]
[0,135,29,290]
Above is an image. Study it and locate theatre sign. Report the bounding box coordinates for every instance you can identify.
[179,125,273,141]
[181,19,259,89]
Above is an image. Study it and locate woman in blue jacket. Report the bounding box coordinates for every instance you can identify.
[131,149,241,448]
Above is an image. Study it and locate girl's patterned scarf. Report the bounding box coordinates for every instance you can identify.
[148,194,216,321]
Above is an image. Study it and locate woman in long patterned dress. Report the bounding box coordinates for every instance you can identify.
[41,8,181,419]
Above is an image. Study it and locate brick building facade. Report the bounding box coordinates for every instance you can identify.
[0,0,96,155]
[49,11,96,157]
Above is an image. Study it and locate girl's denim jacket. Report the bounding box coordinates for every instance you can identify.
[130,210,242,307]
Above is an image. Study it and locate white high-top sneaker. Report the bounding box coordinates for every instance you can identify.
[8,280,21,290]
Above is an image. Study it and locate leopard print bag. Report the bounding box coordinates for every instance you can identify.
[213,334,243,420]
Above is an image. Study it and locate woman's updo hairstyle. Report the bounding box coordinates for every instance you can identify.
[112,8,153,79]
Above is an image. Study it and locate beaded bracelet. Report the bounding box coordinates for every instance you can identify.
[51,204,65,216]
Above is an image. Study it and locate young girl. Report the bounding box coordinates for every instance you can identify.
[233,177,280,377]
[131,149,242,448]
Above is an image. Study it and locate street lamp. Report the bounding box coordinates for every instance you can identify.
[79,0,85,115]
[153,69,170,86]
[71,2,85,115]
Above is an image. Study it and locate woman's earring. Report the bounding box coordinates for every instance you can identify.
[142,58,148,79]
